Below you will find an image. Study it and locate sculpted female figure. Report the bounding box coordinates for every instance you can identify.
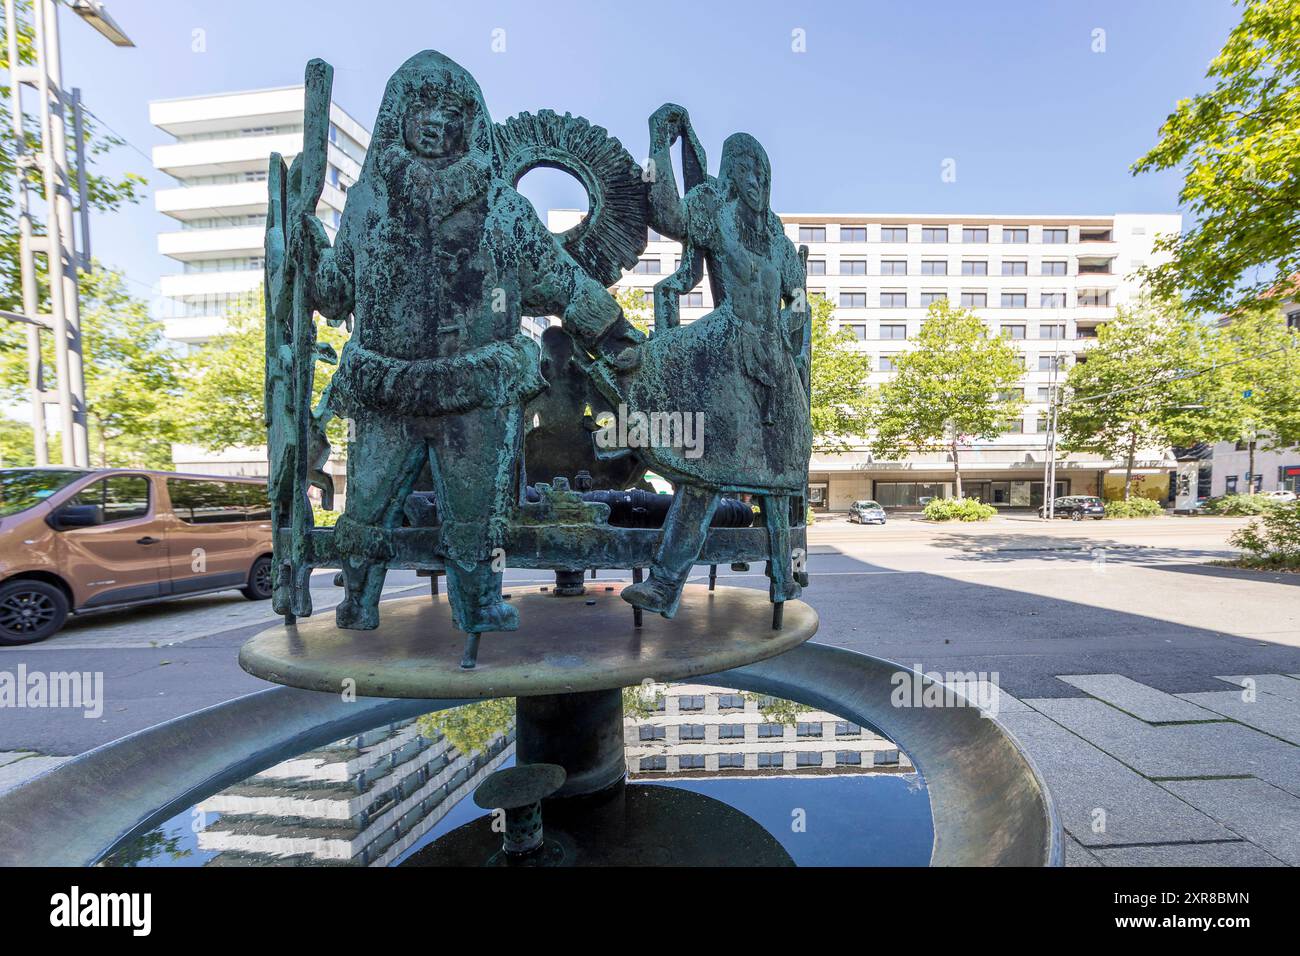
[616,105,812,618]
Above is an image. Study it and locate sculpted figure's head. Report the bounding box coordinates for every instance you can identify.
[404,93,470,161]
[719,133,771,215]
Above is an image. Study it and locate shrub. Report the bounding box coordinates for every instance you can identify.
[1229,501,1300,568]
[1104,497,1165,518]
[313,508,341,527]
[924,497,996,522]
[1203,493,1278,516]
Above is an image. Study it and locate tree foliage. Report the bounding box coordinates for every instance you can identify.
[808,293,871,452]
[0,0,146,314]
[868,300,1025,497]
[180,293,348,453]
[1058,297,1204,498]
[0,266,183,467]
[1132,0,1300,315]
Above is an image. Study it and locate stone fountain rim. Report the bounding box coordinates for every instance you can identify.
[0,643,1061,867]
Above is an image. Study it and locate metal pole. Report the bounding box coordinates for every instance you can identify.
[5,0,48,465]
[36,0,88,466]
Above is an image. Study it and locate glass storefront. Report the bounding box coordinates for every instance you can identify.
[872,481,950,508]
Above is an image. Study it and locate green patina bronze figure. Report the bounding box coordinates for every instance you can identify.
[264,52,811,669]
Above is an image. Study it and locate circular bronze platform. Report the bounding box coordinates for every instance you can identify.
[238,584,817,699]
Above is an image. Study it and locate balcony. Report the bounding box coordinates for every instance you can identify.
[160,270,262,298]
[153,132,303,178]
[158,226,264,260]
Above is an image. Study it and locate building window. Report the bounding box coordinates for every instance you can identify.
[679,724,705,740]
[1041,261,1067,276]
[682,291,704,307]
[647,228,664,241]
[1042,228,1068,244]
[1286,310,1300,331]
[718,724,746,739]
[921,260,947,275]
[1003,417,1025,433]
[880,226,908,242]
[1038,386,1052,401]
[1038,355,1060,371]
[962,227,989,243]
[835,721,862,736]
[639,725,666,741]
[960,292,987,307]
[1001,324,1027,339]
[1040,324,1066,339]
[1002,260,1028,276]
[839,292,867,308]
[1041,292,1066,308]
[806,259,826,275]
[758,722,785,738]
[880,292,908,308]
[841,259,868,275]
[922,227,948,243]
[1079,228,1112,242]
[796,752,823,767]
[1003,228,1029,243]
[1225,475,1239,494]
[1078,290,1111,306]
[1034,416,1049,433]
[880,324,907,339]
[758,753,784,768]
[796,722,824,738]
[839,226,867,242]
[920,292,947,306]
[679,754,706,769]
[633,258,660,274]
[880,260,907,276]
[961,260,988,276]
[717,753,745,768]
[717,694,746,710]
[1001,293,1027,309]
[639,755,667,771]
[878,354,898,372]
[836,751,863,766]
[799,226,826,242]
[678,695,705,711]
[846,323,867,341]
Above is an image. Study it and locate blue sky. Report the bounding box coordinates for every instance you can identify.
[60,0,1243,311]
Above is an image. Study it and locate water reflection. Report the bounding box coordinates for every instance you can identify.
[103,684,931,867]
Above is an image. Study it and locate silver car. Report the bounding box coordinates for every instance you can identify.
[849,499,887,525]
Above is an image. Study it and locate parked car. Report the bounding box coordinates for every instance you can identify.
[1262,489,1298,502]
[848,499,887,525]
[1038,495,1105,520]
[0,468,274,645]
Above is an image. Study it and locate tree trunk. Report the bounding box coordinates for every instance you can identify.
[951,439,963,499]
[1123,431,1137,501]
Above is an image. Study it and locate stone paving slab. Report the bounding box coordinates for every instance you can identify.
[1064,834,1102,866]
[1057,674,1218,723]
[1090,841,1288,867]
[1176,688,1300,746]
[997,712,1237,848]
[1213,674,1300,702]
[0,754,69,795]
[1158,778,1300,866]
[1023,696,1300,797]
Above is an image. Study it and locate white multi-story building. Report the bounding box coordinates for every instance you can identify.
[150,86,371,345]
[566,210,1183,510]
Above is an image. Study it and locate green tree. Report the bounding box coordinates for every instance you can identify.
[0,416,35,466]
[181,293,348,452]
[0,0,146,313]
[614,286,651,334]
[868,300,1025,499]
[808,293,872,452]
[1198,310,1300,487]
[1058,297,1204,499]
[418,697,515,756]
[1132,0,1300,315]
[0,267,183,467]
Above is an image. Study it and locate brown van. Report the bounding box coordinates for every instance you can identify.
[0,467,274,645]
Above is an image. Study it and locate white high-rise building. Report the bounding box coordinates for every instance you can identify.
[559,210,1184,511]
[150,86,371,345]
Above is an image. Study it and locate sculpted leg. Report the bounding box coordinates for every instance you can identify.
[621,483,718,618]
[427,404,522,651]
[761,494,801,608]
[334,415,426,630]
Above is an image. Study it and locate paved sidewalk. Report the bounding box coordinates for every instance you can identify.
[992,673,1299,866]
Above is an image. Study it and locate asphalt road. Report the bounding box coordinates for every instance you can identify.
[3,513,1297,756]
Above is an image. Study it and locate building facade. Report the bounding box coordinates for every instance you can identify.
[571,209,1183,511]
[150,86,371,346]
